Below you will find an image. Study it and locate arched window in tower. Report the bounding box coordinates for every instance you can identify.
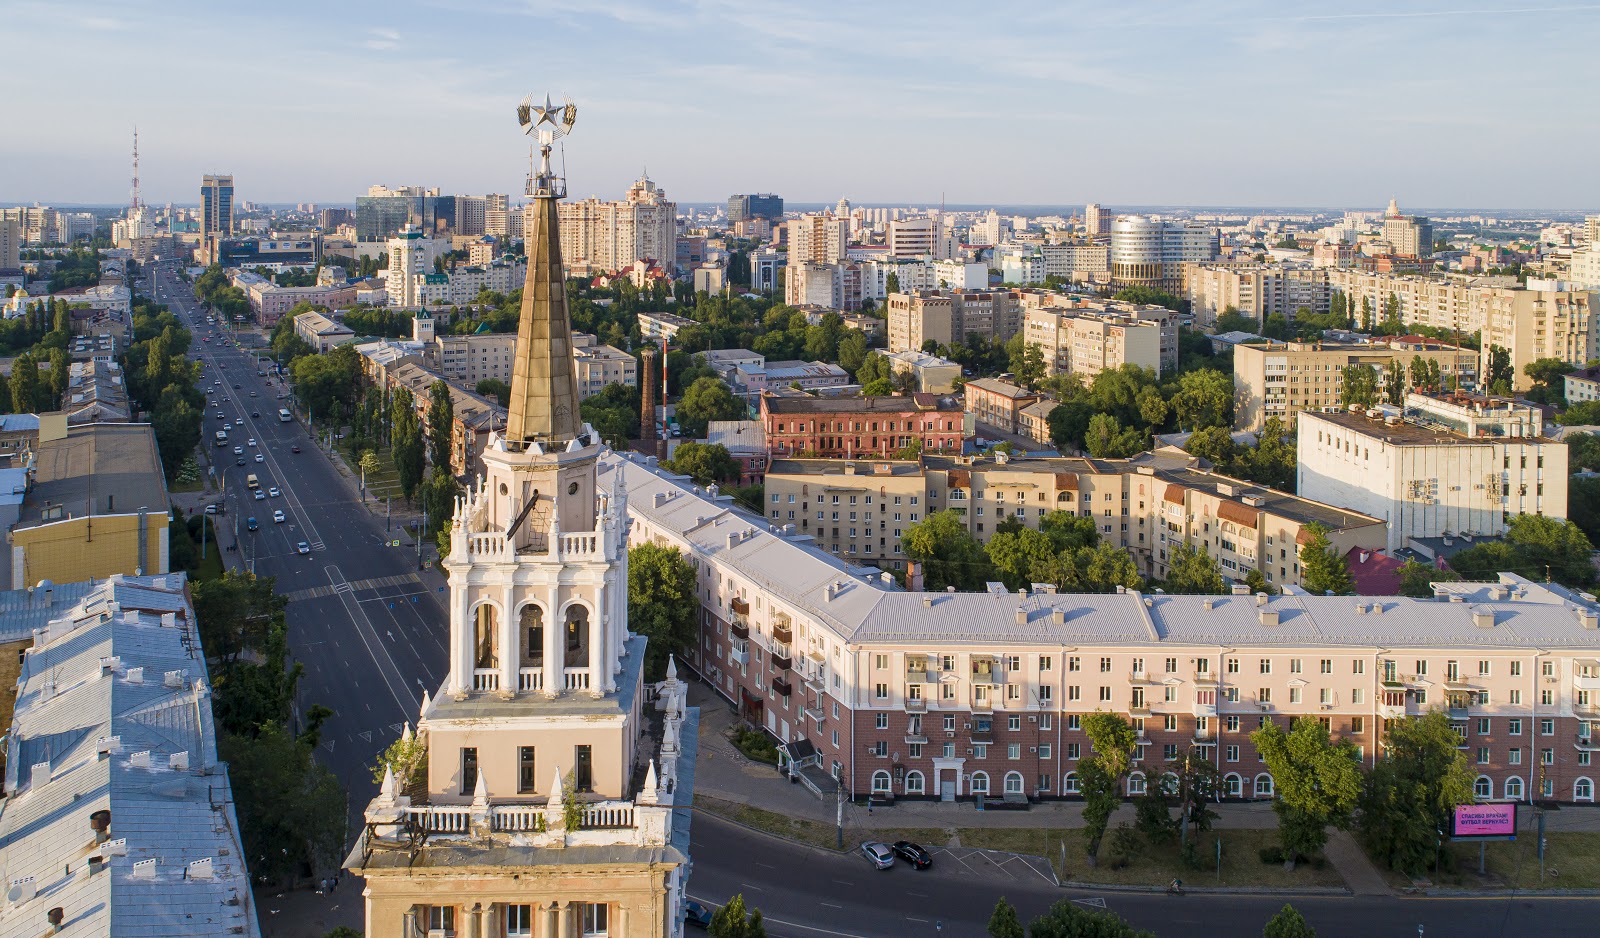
[564,605,591,668]
[474,604,499,669]
[521,605,545,667]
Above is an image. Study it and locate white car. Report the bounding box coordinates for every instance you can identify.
[254,453,265,463]
[233,446,243,455]
[253,490,266,501]
[247,439,256,447]
[272,510,285,523]
[296,541,311,555]
[860,842,895,870]
[267,487,281,498]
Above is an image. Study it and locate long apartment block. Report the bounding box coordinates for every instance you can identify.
[763,450,1386,592]
[1232,335,1478,430]
[614,453,1600,806]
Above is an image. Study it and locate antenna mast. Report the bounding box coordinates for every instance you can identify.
[130,127,141,213]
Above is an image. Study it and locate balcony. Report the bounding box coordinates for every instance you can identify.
[1129,699,1150,714]
[1193,727,1216,744]
[772,621,793,645]
[730,619,750,640]
[731,597,750,616]
[971,695,994,713]
[1129,670,1151,684]
[1574,665,1600,692]
[1379,697,1407,720]
[905,695,927,712]
[771,650,793,671]
[1193,672,1219,687]
[518,667,543,692]
[771,676,792,697]
[730,647,748,666]
[563,668,590,692]
[905,664,935,684]
[803,703,825,722]
[473,669,500,692]
[804,669,825,692]
[1192,698,1218,719]
[1446,692,1474,720]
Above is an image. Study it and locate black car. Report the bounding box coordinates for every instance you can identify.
[891,841,933,869]
[251,411,260,418]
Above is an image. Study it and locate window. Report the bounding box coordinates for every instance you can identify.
[1068,685,1081,701]
[872,770,892,792]
[1065,772,1080,794]
[1320,659,1332,674]
[1227,658,1240,674]
[506,904,533,936]
[1040,714,1052,731]
[876,713,888,730]
[1542,748,1555,766]
[1479,660,1491,677]
[1163,744,1179,761]
[1474,776,1492,799]
[1004,771,1025,794]
[1289,658,1302,674]
[875,682,888,700]
[1351,688,1364,705]
[1008,715,1022,731]
[583,903,609,937]
[1099,686,1112,702]
[1505,776,1524,800]
[1069,656,1081,672]
[460,747,479,795]
[427,906,456,932]
[518,746,536,794]
[1259,658,1272,674]
[1100,657,1112,673]
[1542,719,1555,736]
[974,744,989,760]
[1255,774,1275,797]
[1351,717,1364,734]
[1509,719,1523,735]
[1578,778,1595,802]
[1225,774,1242,797]
[1509,748,1522,765]
[1226,715,1240,732]
[1067,743,1081,760]
[1164,715,1178,732]
[1039,743,1052,760]
[1039,655,1053,671]
[1067,715,1081,730]
[970,771,990,794]
[1289,687,1302,704]
[1226,745,1239,762]
[1128,772,1147,795]
[1511,660,1522,677]
[1477,747,1491,764]
[944,715,957,732]
[1008,743,1022,760]
[905,771,925,794]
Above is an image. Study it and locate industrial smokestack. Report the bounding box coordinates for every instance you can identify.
[639,345,659,459]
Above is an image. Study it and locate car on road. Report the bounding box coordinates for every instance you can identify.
[253,489,266,501]
[273,510,285,523]
[247,438,256,447]
[233,445,243,455]
[254,453,265,462]
[682,900,714,929]
[204,503,221,515]
[296,541,311,555]
[251,411,260,418]
[246,517,259,531]
[891,841,933,869]
[249,391,257,397]
[860,841,895,870]
[267,487,280,498]
[233,384,240,389]
[291,445,301,453]
[236,457,246,466]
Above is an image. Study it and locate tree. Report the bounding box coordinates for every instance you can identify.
[193,571,287,664]
[1339,364,1378,409]
[1524,356,1573,403]
[419,467,459,545]
[1164,543,1226,594]
[1397,558,1459,598]
[1298,523,1353,595]
[860,377,894,396]
[1251,717,1363,863]
[1382,358,1406,404]
[904,510,991,591]
[1486,345,1514,394]
[1358,711,1476,875]
[1262,904,1316,938]
[1023,899,1155,938]
[372,728,428,794]
[677,376,745,437]
[628,543,698,681]
[1080,712,1138,865]
[476,377,511,408]
[219,723,346,886]
[1450,514,1597,587]
[837,332,869,376]
[392,403,425,500]
[1083,413,1147,458]
[8,352,41,413]
[988,897,1024,938]
[662,441,740,486]
[708,893,766,938]
[1213,310,1259,335]
[1185,425,1238,466]
[427,379,455,471]
[1170,368,1233,430]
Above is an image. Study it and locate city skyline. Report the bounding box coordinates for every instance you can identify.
[4,1,1600,208]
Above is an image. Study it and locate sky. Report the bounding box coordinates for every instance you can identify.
[4,0,1600,209]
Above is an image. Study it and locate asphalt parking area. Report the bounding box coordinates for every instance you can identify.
[924,845,1059,886]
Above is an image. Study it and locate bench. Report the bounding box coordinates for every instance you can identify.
[979,793,1030,811]
[868,793,896,808]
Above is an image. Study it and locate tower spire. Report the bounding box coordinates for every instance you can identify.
[130,127,141,213]
[506,95,583,450]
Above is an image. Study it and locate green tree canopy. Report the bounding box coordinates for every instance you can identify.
[677,375,746,437]
[1358,711,1476,875]
[904,510,991,591]
[1170,368,1233,430]
[987,897,1024,938]
[662,441,740,486]
[1298,523,1354,595]
[1450,514,1596,587]
[1339,364,1379,409]
[1397,558,1459,598]
[427,379,455,471]
[627,543,698,681]
[1251,717,1363,861]
[1163,543,1227,594]
[1024,899,1155,938]
[708,893,767,938]
[1262,904,1317,938]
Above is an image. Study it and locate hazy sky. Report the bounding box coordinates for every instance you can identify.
[5,1,1599,209]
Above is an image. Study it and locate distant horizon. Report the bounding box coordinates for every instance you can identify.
[4,200,1594,222]
[4,3,1599,207]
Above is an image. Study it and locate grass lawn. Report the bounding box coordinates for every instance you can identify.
[1396,831,1600,890]
[168,474,205,493]
[189,540,226,581]
[959,827,1344,889]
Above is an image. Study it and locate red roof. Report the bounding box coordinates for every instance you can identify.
[1345,547,1403,596]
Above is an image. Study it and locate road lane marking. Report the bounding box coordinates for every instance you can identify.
[737,883,764,892]
[324,564,419,715]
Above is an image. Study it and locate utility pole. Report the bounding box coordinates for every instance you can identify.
[835,767,845,850]
[386,495,392,532]
[418,503,427,569]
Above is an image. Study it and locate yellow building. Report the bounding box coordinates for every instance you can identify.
[7,422,170,590]
[1231,336,1478,431]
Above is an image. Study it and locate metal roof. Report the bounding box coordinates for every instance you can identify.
[0,573,260,938]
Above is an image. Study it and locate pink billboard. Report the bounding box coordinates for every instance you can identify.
[1451,803,1518,838]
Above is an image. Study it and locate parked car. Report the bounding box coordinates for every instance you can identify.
[891,841,933,869]
[860,841,895,870]
[204,503,222,515]
[683,901,714,929]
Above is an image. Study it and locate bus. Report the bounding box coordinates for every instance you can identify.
[214,430,228,447]
[278,408,293,423]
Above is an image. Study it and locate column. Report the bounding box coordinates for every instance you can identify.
[500,585,518,694]
[544,586,562,695]
[590,584,607,696]
[545,902,562,938]
[450,583,472,696]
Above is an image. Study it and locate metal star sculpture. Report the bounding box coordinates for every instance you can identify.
[518,93,577,141]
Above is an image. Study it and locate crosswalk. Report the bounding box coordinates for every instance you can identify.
[283,573,424,603]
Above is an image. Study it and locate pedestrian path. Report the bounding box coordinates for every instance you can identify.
[1323,829,1393,895]
[282,573,423,603]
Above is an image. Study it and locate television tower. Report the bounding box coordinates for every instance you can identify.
[129,127,142,213]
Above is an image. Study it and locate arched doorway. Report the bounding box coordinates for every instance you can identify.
[520,604,545,668]
[473,603,499,669]
[564,604,591,669]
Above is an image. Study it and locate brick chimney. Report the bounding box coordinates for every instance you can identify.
[639,345,658,458]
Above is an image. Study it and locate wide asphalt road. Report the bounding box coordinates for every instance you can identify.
[687,811,1600,937]
[151,264,446,829]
